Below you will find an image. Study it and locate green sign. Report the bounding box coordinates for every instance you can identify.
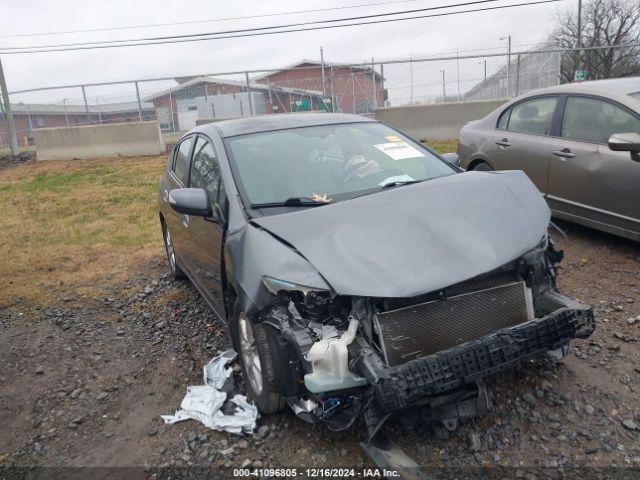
[291,99,311,112]
[574,69,587,81]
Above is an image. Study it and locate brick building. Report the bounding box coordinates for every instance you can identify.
[143,76,325,131]
[254,60,385,114]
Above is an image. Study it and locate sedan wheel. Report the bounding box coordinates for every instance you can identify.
[162,222,185,279]
[238,313,263,396]
[472,161,494,171]
[230,302,286,414]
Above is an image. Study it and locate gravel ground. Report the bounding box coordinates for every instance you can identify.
[1,220,638,478]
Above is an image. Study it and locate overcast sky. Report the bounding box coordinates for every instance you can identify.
[0,0,570,103]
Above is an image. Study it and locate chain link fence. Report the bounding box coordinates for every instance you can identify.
[1,44,636,150]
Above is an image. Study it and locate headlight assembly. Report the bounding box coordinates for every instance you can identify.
[262,276,328,296]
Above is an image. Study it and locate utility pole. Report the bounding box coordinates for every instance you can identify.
[440,69,446,101]
[0,56,19,155]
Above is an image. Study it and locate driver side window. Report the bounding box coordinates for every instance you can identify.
[189,137,221,205]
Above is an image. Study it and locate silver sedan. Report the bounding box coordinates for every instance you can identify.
[457,77,640,241]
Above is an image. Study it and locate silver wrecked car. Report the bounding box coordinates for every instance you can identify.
[157,113,594,435]
[458,77,640,241]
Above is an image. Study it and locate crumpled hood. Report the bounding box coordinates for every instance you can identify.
[253,170,550,298]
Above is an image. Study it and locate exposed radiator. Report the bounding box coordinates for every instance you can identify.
[374,281,533,366]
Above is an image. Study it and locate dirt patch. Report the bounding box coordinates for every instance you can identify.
[0,151,36,172]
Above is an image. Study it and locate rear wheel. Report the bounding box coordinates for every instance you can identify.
[471,161,493,171]
[230,302,286,414]
[162,221,185,280]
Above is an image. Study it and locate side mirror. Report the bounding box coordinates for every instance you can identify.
[608,133,640,162]
[169,188,213,217]
[441,152,461,167]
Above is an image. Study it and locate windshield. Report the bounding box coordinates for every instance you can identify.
[225,122,455,209]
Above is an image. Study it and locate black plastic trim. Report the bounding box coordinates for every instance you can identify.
[373,304,594,411]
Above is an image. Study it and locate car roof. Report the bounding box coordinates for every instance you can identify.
[193,112,376,138]
[524,76,640,97]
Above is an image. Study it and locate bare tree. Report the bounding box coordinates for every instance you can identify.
[551,0,640,82]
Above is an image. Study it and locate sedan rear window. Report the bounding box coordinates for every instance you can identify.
[226,123,455,207]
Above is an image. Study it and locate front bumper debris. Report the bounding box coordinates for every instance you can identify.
[373,293,594,411]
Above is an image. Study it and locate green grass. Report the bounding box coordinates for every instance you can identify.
[424,140,459,155]
[0,155,166,306]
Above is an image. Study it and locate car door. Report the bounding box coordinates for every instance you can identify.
[162,135,195,269]
[547,95,640,237]
[185,135,227,319]
[489,95,559,193]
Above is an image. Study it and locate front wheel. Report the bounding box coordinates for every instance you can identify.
[230,302,286,414]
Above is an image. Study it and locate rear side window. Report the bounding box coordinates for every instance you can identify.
[561,96,640,144]
[173,137,193,184]
[506,97,557,136]
[189,137,221,204]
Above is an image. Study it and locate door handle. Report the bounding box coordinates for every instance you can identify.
[163,189,169,202]
[181,214,190,228]
[495,139,511,147]
[552,148,576,159]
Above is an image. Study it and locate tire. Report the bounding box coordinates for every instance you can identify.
[230,301,286,414]
[161,221,185,280]
[471,161,494,171]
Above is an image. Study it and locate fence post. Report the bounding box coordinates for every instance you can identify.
[0,56,19,155]
[320,47,326,98]
[351,69,356,113]
[456,49,461,101]
[135,81,143,122]
[409,55,414,104]
[81,85,91,124]
[267,83,274,113]
[245,72,254,116]
[515,54,521,96]
[380,63,385,107]
[371,57,377,110]
[329,67,335,112]
[96,96,102,124]
[169,90,176,133]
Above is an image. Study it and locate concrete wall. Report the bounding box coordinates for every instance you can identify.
[35,121,166,160]
[374,100,506,141]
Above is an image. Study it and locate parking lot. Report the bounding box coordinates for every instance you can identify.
[0,150,639,474]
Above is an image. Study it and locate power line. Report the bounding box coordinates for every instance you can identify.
[0,0,426,38]
[0,0,563,55]
[0,0,511,51]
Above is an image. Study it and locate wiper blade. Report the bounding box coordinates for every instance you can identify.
[250,197,329,209]
[380,179,424,189]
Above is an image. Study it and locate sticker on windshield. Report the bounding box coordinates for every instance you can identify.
[374,142,425,160]
[385,135,402,142]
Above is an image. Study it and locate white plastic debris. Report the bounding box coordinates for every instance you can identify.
[203,349,236,388]
[161,349,258,435]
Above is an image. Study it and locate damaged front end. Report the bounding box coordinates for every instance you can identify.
[250,237,595,434]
